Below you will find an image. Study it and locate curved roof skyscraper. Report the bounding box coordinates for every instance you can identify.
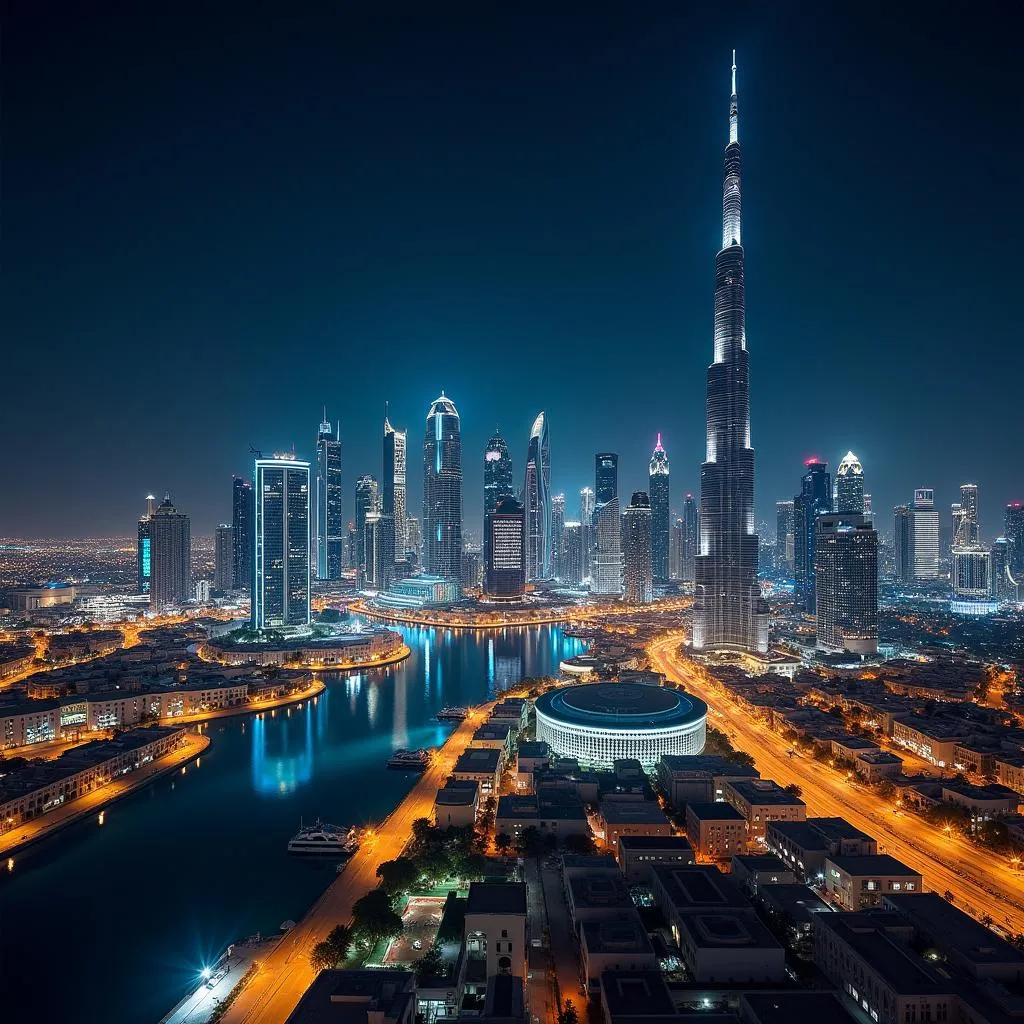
[524,412,551,580]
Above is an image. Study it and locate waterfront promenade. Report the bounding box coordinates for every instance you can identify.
[0,730,210,858]
[222,706,492,1024]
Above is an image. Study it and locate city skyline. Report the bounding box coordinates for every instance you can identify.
[3,6,1021,540]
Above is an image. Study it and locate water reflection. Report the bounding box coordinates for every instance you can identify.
[251,693,323,796]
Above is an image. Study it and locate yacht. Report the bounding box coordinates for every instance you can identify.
[286,820,359,855]
[437,706,468,721]
[386,748,431,770]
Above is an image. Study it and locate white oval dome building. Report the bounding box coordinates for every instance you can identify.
[535,682,707,770]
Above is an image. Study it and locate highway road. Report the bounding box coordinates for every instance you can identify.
[647,635,1024,935]
[222,706,493,1024]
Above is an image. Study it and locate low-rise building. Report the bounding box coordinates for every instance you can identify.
[730,854,796,893]
[451,748,502,795]
[656,754,759,806]
[470,722,514,765]
[494,790,588,841]
[996,754,1024,796]
[285,968,417,1024]
[461,882,528,1005]
[685,801,746,861]
[830,734,880,763]
[891,716,965,768]
[941,781,1019,818]
[616,835,694,885]
[599,970,675,1024]
[739,992,861,1024]
[723,779,806,840]
[489,698,528,735]
[514,741,550,792]
[579,911,658,995]
[435,778,480,829]
[766,816,877,882]
[756,883,832,952]
[824,854,922,911]
[567,871,633,931]
[854,750,904,782]
[598,799,672,852]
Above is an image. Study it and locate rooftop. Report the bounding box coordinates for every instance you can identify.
[466,882,526,917]
[651,865,749,912]
[284,969,414,1024]
[436,779,478,806]
[453,748,501,774]
[516,741,549,759]
[600,971,675,1017]
[581,911,654,955]
[658,753,759,778]
[599,800,669,825]
[678,911,782,951]
[537,683,707,730]
[686,801,745,821]
[617,835,693,852]
[757,883,832,923]
[728,779,805,806]
[827,854,920,877]
[739,992,861,1024]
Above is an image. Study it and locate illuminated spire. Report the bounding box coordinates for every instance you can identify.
[723,51,741,248]
[729,49,738,144]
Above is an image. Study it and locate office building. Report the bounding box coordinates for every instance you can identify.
[382,410,407,561]
[136,494,155,594]
[484,431,513,584]
[682,492,697,583]
[353,474,378,575]
[561,522,583,586]
[523,411,551,581]
[623,492,653,605]
[649,435,670,582]
[951,547,991,600]
[231,476,253,591]
[912,488,940,580]
[775,500,794,574]
[551,493,565,579]
[149,496,191,609]
[835,451,865,514]
[423,392,463,580]
[314,412,343,580]
[670,517,684,581]
[894,504,913,583]
[251,455,311,629]
[990,537,1011,600]
[579,486,595,581]
[793,460,832,612]
[1006,501,1024,575]
[954,483,980,547]
[485,495,526,600]
[592,454,621,597]
[815,514,878,655]
[692,56,768,654]
[214,524,233,591]
[405,516,421,564]
[364,511,395,591]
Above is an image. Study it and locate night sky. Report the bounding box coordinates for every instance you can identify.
[3,2,1021,539]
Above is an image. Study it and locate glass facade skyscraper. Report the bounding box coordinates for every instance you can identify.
[315,413,343,580]
[592,453,621,596]
[912,488,940,580]
[894,504,913,583]
[485,495,526,600]
[524,411,551,581]
[623,491,654,605]
[815,513,878,655]
[136,494,154,594]
[649,435,670,583]
[354,474,379,576]
[231,476,253,591]
[551,493,565,580]
[214,523,233,591]
[835,451,865,514]
[1005,502,1024,576]
[682,493,697,583]
[383,412,408,561]
[150,495,191,609]
[793,460,832,612]
[252,455,310,629]
[423,392,462,581]
[693,55,768,653]
[775,500,795,575]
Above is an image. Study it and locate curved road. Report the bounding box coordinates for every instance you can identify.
[647,635,1024,934]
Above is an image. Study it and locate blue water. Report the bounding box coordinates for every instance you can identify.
[0,623,583,1024]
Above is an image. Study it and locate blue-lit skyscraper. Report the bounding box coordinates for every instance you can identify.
[383,410,408,560]
[693,54,768,652]
[136,494,154,594]
[592,453,621,596]
[524,411,551,580]
[649,434,670,582]
[252,454,311,629]
[232,476,253,591]
[315,412,343,580]
[423,392,463,581]
[794,459,832,612]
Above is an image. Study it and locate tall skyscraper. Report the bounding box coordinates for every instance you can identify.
[893,504,913,583]
[682,493,697,583]
[649,435,670,583]
[484,432,514,515]
[354,475,379,576]
[524,412,551,580]
[484,495,526,600]
[579,486,595,583]
[423,392,463,580]
[579,487,595,525]
[313,413,343,581]
[912,488,940,580]
[561,523,583,586]
[623,491,654,605]
[136,494,155,594]
[405,517,422,565]
[835,451,865,514]
[150,495,191,609]
[1006,502,1024,576]
[231,476,253,591]
[958,484,980,544]
[815,513,878,655]
[775,500,795,575]
[383,411,408,561]
[592,454,621,597]
[990,537,1011,601]
[551,493,565,580]
[693,55,768,653]
[670,517,684,580]
[252,454,310,629]
[214,523,233,591]
[364,511,396,591]
[793,460,832,613]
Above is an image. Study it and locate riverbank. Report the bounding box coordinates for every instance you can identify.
[353,601,573,630]
[168,678,327,727]
[0,730,210,859]
[220,707,492,1024]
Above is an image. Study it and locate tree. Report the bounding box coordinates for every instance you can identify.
[517,826,544,858]
[414,943,445,983]
[352,888,404,945]
[458,852,489,881]
[495,832,513,854]
[558,1000,580,1024]
[943,890,956,904]
[310,940,337,972]
[412,817,436,848]
[784,783,802,798]
[563,832,595,856]
[377,858,421,894]
[326,924,353,963]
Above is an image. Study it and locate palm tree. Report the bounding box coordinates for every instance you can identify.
[310,940,337,972]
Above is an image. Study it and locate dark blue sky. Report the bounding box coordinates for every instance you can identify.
[3,2,1021,539]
